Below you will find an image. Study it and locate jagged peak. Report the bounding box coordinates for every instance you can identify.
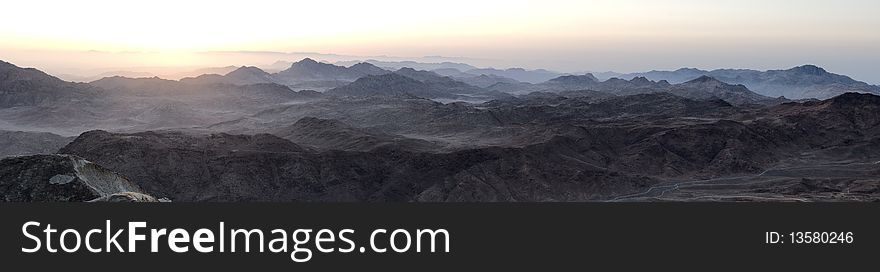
[630,76,652,84]
[549,74,597,83]
[286,58,325,69]
[298,58,318,64]
[685,75,724,84]
[788,64,828,75]
[227,66,267,75]
[350,62,379,68]
[675,67,706,73]
[396,67,419,73]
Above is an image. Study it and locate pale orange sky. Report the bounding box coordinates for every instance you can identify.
[1,0,878,83]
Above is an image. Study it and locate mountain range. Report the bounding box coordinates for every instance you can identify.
[1,59,878,202]
[334,59,479,73]
[180,58,390,90]
[614,65,880,99]
[487,72,779,106]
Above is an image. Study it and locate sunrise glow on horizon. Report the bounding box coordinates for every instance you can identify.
[1,0,878,82]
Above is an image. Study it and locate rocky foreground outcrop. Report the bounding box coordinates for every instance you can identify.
[0,154,157,202]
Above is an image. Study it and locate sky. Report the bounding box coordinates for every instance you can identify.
[1,0,878,83]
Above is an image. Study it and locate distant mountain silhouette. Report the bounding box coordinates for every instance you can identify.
[619,65,880,99]
[393,68,481,92]
[161,66,238,80]
[427,68,521,88]
[177,59,392,90]
[0,60,101,108]
[276,58,372,81]
[393,68,450,83]
[349,62,391,76]
[180,66,274,85]
[487,73,773,105]
[91,76,181,93]
[465,67,563,83]
[326,68,509,100]
[457,74,520,88]
[334,59,478,72]
[223,66,275,84]
[57,70,156,83]
[325,73,429,98]
[431,68,472,78]
[545,73,599,86]
[669,76,775,105]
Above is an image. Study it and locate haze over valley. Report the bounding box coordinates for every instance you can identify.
[1,57,878,202]
[1,0,877,202]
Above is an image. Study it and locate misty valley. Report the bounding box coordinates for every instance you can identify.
[1,59,878,202]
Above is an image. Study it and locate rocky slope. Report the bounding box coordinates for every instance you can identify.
[0,60,102,108]
[273,117,440,152]
[456,74,520,88]
[0,154,156,202]
[59,130,657,202]
[56,92,878,202]
[668,76,776,105]
[392,68,491,94]
[324,73,436,98]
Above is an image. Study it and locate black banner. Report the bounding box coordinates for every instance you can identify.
[1,203,876,270]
